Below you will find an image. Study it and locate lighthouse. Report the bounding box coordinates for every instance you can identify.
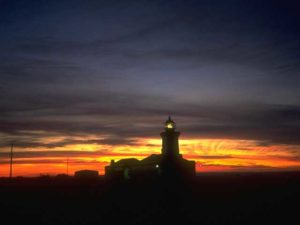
[105,116,195,179]
[160,116,180,158]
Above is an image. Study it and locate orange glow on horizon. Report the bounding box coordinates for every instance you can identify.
[0,138,299,177]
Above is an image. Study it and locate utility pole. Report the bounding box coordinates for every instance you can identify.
[9,143,13,178]
[66,157,69,176]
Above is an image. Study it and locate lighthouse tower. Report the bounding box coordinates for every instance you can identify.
[105,116,195,179]
[160,116,180,158]
[160,116,188,177]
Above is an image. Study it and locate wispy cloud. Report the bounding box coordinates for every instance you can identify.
[0,0,299,175]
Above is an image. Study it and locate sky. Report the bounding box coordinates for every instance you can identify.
[0,0,300,176]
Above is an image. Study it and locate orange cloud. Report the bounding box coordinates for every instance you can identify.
[0,138,299,177]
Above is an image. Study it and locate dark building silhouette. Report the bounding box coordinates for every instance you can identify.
[105,116,195,179]
[74,170,99,178]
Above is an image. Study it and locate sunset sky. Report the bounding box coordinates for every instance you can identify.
[0,0,300,176]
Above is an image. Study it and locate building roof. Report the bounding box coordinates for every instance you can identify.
[140,154,161,165]
[113,158,140,167]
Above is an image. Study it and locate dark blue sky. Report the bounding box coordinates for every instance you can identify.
[0,0,300,147]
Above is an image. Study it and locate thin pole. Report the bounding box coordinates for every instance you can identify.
[9,143,13,178]
[66,157,69,176]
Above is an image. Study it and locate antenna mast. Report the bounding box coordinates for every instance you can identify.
[9,143,13,178]
[66,157,69,176]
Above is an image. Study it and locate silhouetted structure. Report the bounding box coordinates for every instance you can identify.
[105,116,195,179]
[55,173,69,179]
[74,170,99,178]
[66,157,69,176]
[9,143,13,178]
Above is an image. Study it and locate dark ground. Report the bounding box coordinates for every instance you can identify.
[0,172,299,225]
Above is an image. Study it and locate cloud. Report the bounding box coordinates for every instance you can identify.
[1,102,300,147]
[0,150,148,162]
[0,0,300,155]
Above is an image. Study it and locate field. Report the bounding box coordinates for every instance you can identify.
[0,172,299,225]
